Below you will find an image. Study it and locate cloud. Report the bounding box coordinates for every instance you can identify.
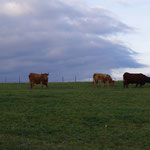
[0,1,34,17]
[0,0,143,82]
[109,0,141,5]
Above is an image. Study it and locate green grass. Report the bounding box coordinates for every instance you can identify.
[0,82,150,150]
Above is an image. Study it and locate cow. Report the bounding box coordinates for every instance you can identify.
[123,72,150,88]
[29,73,49,88]
[93,73,115,87]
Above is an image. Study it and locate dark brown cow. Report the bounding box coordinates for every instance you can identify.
[29,73,49,88]
[123,72,150,88]
[93,73,115,87]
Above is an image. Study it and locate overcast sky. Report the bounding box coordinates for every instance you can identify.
[0,0,149,82]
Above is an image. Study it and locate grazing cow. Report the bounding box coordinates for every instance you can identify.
[93,73,115,87]
[29,73,49,88]
[123,72,150,88]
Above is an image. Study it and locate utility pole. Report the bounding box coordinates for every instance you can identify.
[19,76,20,83]
[5,76,7,83]
[62,76,64,82]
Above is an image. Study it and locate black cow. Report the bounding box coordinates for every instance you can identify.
[123,72,150,88]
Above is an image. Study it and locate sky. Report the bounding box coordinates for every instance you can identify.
[0,0,150,82]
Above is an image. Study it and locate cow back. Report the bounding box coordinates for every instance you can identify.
[93,73,113,82]
[123,72,149,84]
[29,73,42,84]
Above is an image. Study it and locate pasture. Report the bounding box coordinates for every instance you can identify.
[0,82,150,150]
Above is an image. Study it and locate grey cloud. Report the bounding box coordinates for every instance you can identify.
[0,0,143,82]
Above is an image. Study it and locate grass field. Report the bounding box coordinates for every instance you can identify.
[0,81,150,150]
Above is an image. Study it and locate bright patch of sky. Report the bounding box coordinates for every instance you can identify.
[87,0,150,78]
[0,1,34,17]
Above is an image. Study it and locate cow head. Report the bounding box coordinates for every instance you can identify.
[41,73,49,81]
[147,77,150,83]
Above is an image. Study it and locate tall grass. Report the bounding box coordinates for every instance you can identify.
[0,82,150,150]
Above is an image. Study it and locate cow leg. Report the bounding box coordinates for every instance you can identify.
[127,84,128,88]
[136,84,138,88]
[46,83,48,88]
[124,82,128,88]
[106,81,109,87]
[32,82,34,88]
[101,82,105,87]
[125,83,128,88]
[94,80,97,87]
[40,81,43,88]
[31,81,34,88]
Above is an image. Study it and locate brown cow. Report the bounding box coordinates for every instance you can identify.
[123,72,150,88]
[93,73,115,87]
[29,73,49,88]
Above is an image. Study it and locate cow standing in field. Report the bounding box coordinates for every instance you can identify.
[29,73,49,88]
[123,72,150,88]
[93,73,115,87]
